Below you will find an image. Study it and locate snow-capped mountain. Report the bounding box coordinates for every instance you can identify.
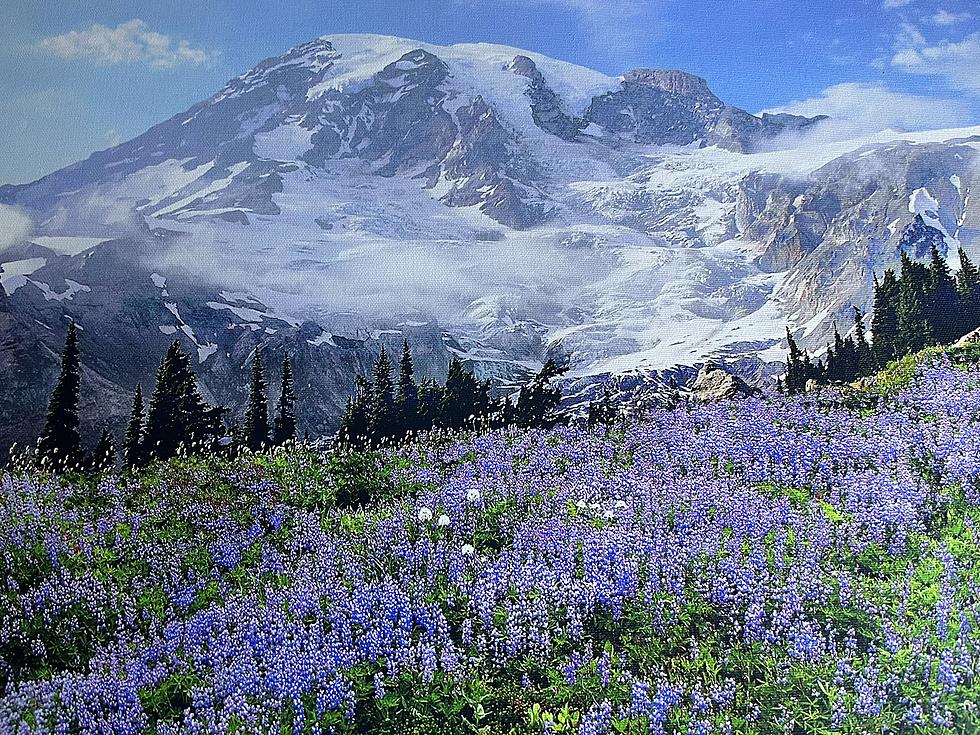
[1,33,978,449]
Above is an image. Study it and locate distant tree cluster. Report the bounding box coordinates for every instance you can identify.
[338,342,567,448]
[34,332,298,473]
[782,245,980,394]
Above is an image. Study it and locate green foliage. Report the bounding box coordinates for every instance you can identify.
[37,320,83,471]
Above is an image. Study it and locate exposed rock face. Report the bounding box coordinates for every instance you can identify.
[689,364,757,401]
[1,33,979,452]
[584,68,825,152]
[510,55,586,141]
[955,328,980,347]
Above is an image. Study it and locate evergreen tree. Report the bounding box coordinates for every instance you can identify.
[143,341,225,461]
[92,429,116,474]
[440,357,481,430]
[956,247,980,334]
[242,348,270,451]
[852,307,874,377]
[587,387,617,428]
[37,321,83,471]
[897,276,932,356]
[123,384,145,469]
[927,243,960,345]
[368,347,396,443]
[395,341,419,437]
[338,375,372,447]
[416,379,442,431]
[272,355,297,445]
[513,359,567,428]
[784,328,808,394]
[871,271,900,367]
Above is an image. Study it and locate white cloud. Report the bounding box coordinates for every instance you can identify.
[892,30,980,92]
[883,0,915,8]
[762,82,971,140]
[931,9,972,26]
[0,205,32,253]
[38,19,216,69]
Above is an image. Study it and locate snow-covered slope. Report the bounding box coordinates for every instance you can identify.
[1,34,978,447]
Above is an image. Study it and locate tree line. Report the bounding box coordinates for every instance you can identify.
[337,341,567,448]
[783,244,980,393]
[33,329,297,473]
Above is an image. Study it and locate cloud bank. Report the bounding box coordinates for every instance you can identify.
[0,205,32,253]
[762,82,971,140]
[39,19,216,70]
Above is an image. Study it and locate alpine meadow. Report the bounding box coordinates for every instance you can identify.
[3,3,980,734]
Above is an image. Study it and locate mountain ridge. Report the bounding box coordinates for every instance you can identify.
[0,33,977,451]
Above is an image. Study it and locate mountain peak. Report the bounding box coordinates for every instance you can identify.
[622,68,713,97]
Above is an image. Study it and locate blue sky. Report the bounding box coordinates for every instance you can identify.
[1,0,978,183]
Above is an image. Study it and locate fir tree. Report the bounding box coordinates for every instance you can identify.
[242,348,269,451]
[956,247,980,334]
[440,357,481,430]
[587,387,617,428]
[92,429,116,474]
[927,243,959,345]
[37,321,83,471]
[871,271,900,367]
[852,307,874,377]
[272,355,297,445]
[123,384,145,469]
[338,375,372,447]
[784,328,808,394]
[143,341,225,461]
[395,341,419,437]
[897,276,932,356]
[513,359,566,428]
[368,347,396,442]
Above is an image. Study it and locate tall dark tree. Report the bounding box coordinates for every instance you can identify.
[92,429,116,474]
[37,321,83,471]
[143,341,225,461]
[927,243,960,345]
[368,347,396,442]
[123,384,145,469]
[338,375,372,447]
[272,355,297,445]
[513,358,567,428]
[897,275,932,356]
[784,328,808,395]
[956,247,980,334]
[395,341,419,437]
[242,347,270,451]
[852,307,874,377]
[440,357,481,430]
[871,271,900,367]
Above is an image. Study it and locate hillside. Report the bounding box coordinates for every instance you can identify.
[0,34,978,451]
[3,350,980,733]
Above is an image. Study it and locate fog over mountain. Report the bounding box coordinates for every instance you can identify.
[1,34,978,449]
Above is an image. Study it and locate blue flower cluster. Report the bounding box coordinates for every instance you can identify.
[2,356,980,733]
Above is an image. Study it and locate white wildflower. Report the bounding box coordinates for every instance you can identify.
[466,487,482,503]
[437,514,450,527]
[461,543,475,556]
[417,506,433,522]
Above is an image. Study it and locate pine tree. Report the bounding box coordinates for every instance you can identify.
[897,276,932,356]
[587,387,617,428]
[143,341,225,461]
[871,271,900,367]
[927,243,959,345]
[339,375,372,447]
[272,355,297,445]
[37,321,83,471]
[956,248,980,335]
[92,429,116,474]
[514,359,566,428]
[368,347,396,443]
[395,341,419,437]
[784,328,808,394]
[440,357,481,430]
[242,348,269,451]
[852,307,874,377]
[123,384,145,469]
